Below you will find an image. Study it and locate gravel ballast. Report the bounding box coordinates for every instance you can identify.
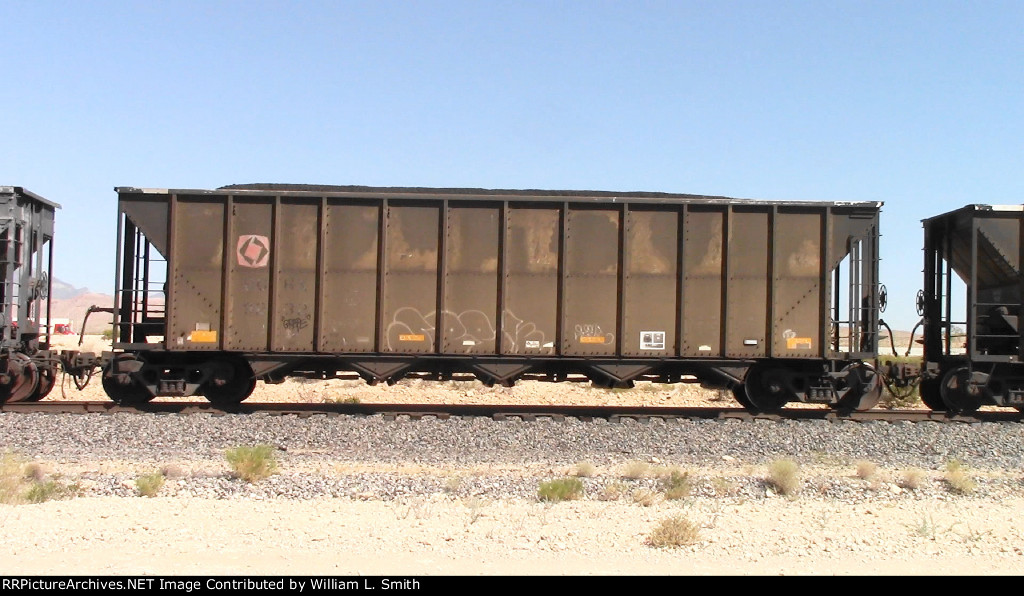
[3,411,1024,470]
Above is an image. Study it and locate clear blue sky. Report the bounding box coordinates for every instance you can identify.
[2,0,1021,330]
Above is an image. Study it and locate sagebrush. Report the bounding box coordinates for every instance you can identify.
[621,460,650,479]
[855,460,878,480]
[136,472,166,497]
[225,445,279,482]
[538,477,584,502]
[900,468,926,490]
[660,469,693,500]
[647,515,701,548]
[574,461,597,477]
[767,459,801,497]
[944,459,976,495]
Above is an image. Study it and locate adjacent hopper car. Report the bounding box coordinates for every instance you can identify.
[917,205,1024,413]
[4,182,1021,414]
[0,187,57,403]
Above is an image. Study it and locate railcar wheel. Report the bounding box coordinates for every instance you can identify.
[102,374,155,405]
[939,366,983,414]
[26,366,56,401]
[918,377,945,411]
[836,363,883,412]
[743,365,791,412]
[0,354,40,403]
[101,355,155,405]
[203,359,256,406]
[731,384,754,409]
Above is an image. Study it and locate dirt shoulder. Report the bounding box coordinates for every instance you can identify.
[2,493,1022,576]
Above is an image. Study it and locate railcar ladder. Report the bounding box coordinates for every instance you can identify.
[0,221,24,347]
[832,236,879,355]
[117,222,166,344]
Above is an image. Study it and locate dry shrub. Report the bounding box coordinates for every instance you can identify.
[900,468,926,490]
[710,476,737,497]
[22,462,47,482]
[856,460,878,480]
[660,469,693,500]
[647,515,701,548]
[444,475,463,494]
[574,461,597,478]
[136,472,165,497]
[538,477,584,502]
[621,460,650,479]
[944,460,976,495]
[767,459,801,497]
[225,445,279,482]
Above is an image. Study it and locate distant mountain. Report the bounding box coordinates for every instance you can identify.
[49,278,112,333]
[51,277,91,300]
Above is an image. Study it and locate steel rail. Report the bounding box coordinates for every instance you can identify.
[1,401,1021,423]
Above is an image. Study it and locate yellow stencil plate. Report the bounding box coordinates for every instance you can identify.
[190,330,218,343]
[786,337,813,350]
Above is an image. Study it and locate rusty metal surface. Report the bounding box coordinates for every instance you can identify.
[772,211,823,356]
[504,206,559,355]
[682,207,723,356]
[442,205,500,354]
[322,200,378,353]
[382,202,439,354]
[623,208,677,356]
[563,206,619,357]
[225,198,272,350]
[168,197,223,351]
[726,209,770,358]
[112,187,881,382]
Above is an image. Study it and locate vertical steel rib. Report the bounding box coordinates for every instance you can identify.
[314,196,327,353]
[675,205,686,358]
[219,195,233,351]
[720,206,730,358]
[767,206,777,358]
[616,203,627,356]
[556,202,568,357]
[374,200,388,353]
[496,201,507,355]
[267,196,280,351]
[436,200,448,355]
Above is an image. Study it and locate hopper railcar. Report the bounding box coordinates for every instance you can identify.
[0,187,58,403]
[917,205,1024,413]
[85,185,885,412]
